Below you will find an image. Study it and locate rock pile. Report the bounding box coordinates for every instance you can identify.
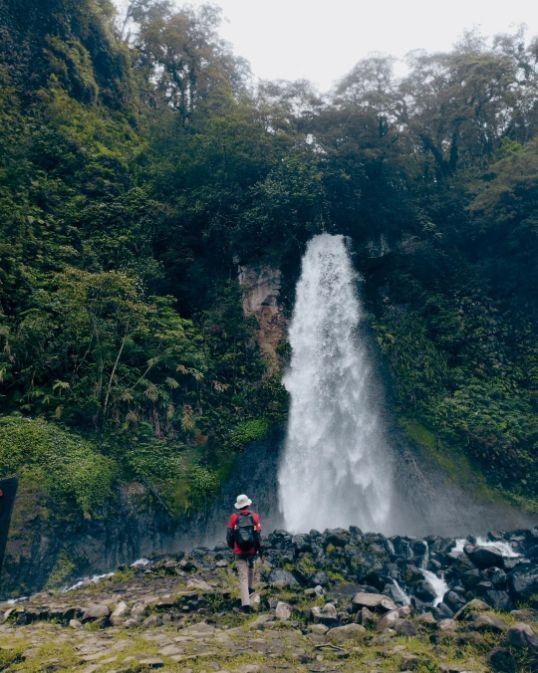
[0,525,536,672]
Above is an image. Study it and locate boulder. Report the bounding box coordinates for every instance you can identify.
[377,610,400,631]
[454,599,490,621]
[482,589,512,611]
[326,623,366,643]
[443,591,466,612]
[110,601,129,625]
[266,568,300,590]
[351,592,397,612]
[509,564,538,601]
[356,606,378,627]
[414,581,437,603]
[275,601,292,621]
[311,603,338,626]
[506,623,538,651]
[488,647,517,673]
[464,544,504,570]
[325,529,351,547]
[394,620,418,637]
[470,614,507,634]
[81,604,110,622]
[438,619,457,632]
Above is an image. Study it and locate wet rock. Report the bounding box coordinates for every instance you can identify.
[464,545,504,570]
[413,581,437,603]
[482,589,512,611]
[443,591,466,612]
[325,529,351,547]
[509,564,538,601]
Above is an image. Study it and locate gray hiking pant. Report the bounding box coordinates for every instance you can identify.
[236,557,255,606]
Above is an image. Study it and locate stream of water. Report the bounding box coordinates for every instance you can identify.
[278,234,393,534]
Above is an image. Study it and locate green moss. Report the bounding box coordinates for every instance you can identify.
[47,550,76,588]
[0,416,118,517]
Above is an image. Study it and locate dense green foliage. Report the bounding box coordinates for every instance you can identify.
[0,416,116,517]
[0,0,536,521]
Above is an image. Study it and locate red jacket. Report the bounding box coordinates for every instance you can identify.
[227,508,262,555]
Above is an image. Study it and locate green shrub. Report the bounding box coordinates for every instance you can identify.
[0,416,117,517]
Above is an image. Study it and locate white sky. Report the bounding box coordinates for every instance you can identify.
[114,1,538,91]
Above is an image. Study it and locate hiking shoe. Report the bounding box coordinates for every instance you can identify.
[240,605,252,614]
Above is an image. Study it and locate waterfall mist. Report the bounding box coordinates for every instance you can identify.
[278,234,394,534]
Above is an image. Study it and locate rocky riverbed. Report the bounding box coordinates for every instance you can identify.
[1,526,537,672]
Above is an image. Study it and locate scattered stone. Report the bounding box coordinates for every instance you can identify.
[438,619,457,632]
[275,601,292,621]
[81,604,110,622]
[352,592,397,612]
[356,606,378,627]
[110,601,129,625]
[377,610,400,631]
[394,620,418,636]
[69,618,82,629]
[509,565,538,600]
[416,612,437,627]
[471,614,507,634]
[506,623,538,651]
[488,647,517,673]
[308,624,329,635]
[454,599,490,621]
[326,623,366,643]
[186,578,214,592]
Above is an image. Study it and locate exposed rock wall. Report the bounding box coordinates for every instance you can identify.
[238,266,287,374]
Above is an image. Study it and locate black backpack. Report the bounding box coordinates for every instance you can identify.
[234,511,257,550]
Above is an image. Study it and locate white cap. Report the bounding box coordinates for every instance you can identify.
[234,494,252,509]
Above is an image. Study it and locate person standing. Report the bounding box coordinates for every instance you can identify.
[226,494,262,612]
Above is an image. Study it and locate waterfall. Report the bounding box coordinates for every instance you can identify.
[278,234,393,534]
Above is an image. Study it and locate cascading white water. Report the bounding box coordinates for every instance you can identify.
[278,234,393,534]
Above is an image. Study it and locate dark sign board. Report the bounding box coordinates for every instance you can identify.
[0,477,18,575]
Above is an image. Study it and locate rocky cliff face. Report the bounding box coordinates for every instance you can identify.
[238,266,287,374]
